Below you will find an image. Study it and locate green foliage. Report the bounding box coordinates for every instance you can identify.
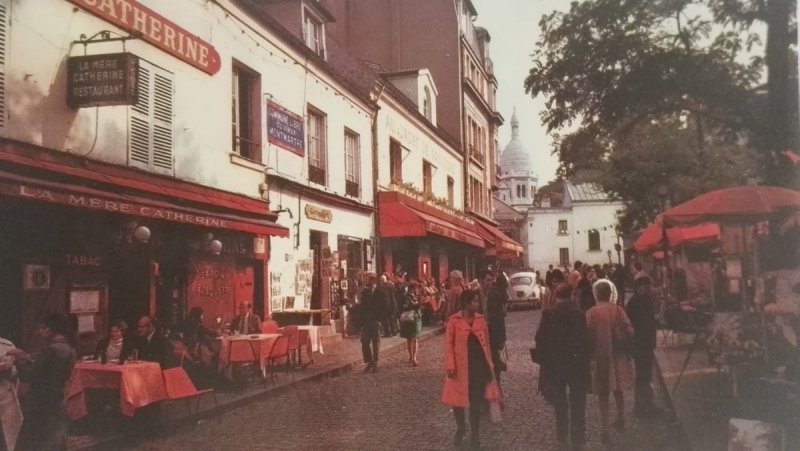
[525,0,797,231]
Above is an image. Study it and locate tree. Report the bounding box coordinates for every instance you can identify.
[525,0,797,214]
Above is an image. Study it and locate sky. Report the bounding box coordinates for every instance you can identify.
[471,0,568,185]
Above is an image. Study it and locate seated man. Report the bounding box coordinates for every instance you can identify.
[123,316,174,368]
[230,302,261,335]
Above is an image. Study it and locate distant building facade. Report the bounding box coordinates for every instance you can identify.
[527,183,625,270]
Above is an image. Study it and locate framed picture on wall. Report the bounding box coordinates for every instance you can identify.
[23,264,51,291]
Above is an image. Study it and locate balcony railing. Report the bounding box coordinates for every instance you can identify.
[345,180,360,197]
[471,149,486,166]
[308,164,326,186]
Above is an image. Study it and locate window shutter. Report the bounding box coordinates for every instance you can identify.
[129,60,173,173]
[0,0,9,129]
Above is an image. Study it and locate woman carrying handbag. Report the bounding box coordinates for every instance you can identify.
[399,281,423,366]
[586,279,634,444]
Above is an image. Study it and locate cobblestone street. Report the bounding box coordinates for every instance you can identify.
[128,310,687,451]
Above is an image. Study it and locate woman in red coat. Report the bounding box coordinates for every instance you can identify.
[442,289,501,449]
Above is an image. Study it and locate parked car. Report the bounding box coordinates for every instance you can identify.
[507,272,542,310]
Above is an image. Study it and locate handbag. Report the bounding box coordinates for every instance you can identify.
[529,347,541,364]
[494,346,508,372]
[399,310,417,323]
[611,306,634,355]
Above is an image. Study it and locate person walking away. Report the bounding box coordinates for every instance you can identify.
[611,264,627,307]
[442,290,501,449]
[0,337,22,451]
[486,273,508,387]
[444,270,465,323]
[626,276,662,417]
[10,315,76,451]
[542,269,565,310]
[380,274,398,337]
[359,273,387,373]
[575,268,595,312]
[478,269,495,316]
[399,281,422,366]
[569,261,583,288]
[586,281,634,444]
[535,283,591,450]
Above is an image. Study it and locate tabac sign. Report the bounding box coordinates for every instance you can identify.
[67,53,139,108]
[67,0,221,75]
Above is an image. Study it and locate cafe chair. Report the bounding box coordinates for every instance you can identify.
[162,367,218,423]
[260,319,280,334]
[264,334,294,385]
[280,326,301,365]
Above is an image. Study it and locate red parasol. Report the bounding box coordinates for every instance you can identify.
[633,221,720,253]
[662,186,800,226]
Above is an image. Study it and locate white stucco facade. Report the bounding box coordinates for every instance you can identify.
[527,184,625,270]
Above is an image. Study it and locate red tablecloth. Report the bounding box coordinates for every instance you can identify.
[66,361,167,420]
[217,334,280,374]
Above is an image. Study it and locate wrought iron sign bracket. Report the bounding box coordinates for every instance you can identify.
[75,30,142,54]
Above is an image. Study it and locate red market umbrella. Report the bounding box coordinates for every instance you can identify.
[633,221,720,253]
[662,186,800,226]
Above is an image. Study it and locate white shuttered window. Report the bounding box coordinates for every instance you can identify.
[130,60,174,173]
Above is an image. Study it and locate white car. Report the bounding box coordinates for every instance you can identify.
[507,272,542,310]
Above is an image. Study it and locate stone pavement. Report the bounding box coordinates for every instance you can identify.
[119,310,687,451]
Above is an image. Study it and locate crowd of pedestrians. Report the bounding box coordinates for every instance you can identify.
[535,262,663,450]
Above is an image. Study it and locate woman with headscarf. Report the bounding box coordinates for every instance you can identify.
[585,280,634,444]
[442,290,500,449]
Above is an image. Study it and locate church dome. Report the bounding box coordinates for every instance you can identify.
[499,109,534,177]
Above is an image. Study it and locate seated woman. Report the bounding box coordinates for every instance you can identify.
[94,320,129,363]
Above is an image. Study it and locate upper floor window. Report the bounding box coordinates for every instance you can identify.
[130,60,173,173]
[303,11,324,57]
[588,229,601,251]
[558,220,569,235]
[307,107,327,185]
[390,140,403,184]
[423,87,432,121]
[232,62,261,161]
[422,160,433,196]
[344,130,360,197]
[447,176,455,207]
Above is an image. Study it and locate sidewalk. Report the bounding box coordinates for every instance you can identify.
[67,325,445,451]
[655,331,735,451]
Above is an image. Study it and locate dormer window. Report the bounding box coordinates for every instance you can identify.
[423,87,432,121]
[303,10,324,57]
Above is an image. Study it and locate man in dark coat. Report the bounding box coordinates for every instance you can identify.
[535,283,591,449]
[380,274,398,337]
[125,316,174,368]
[626,276,660,417]
[359,273,387,373]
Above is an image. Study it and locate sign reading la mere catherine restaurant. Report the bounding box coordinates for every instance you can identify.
[67,53,139,108]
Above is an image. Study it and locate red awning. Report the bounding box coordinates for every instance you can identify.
[474,219,524,256]
[0,142,273,217]
[633,222,720,253]
[379,201,484,248]
[0,143,288,237]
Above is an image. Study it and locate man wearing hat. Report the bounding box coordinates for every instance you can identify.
[625,276,661,417]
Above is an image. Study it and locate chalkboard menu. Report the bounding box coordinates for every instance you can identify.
[67,53,139,109]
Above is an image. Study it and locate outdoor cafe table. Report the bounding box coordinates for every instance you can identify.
[65,361,167,421]
[217,333,281,376]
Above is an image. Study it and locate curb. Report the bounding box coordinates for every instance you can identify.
[73,326,446,451]
[653,356,693,451]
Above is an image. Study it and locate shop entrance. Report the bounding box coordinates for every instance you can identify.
[107,246,152,328]
[309,230,328,311]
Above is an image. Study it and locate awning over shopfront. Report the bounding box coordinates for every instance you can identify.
[474,218,524,256]
[0,142,289,237]
[378,192,484,248]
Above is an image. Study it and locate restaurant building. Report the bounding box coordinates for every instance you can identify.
[0,0,298,351]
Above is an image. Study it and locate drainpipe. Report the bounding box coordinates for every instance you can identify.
[370,82,386,273]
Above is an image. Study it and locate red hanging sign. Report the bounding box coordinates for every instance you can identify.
[67,0,221,75]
